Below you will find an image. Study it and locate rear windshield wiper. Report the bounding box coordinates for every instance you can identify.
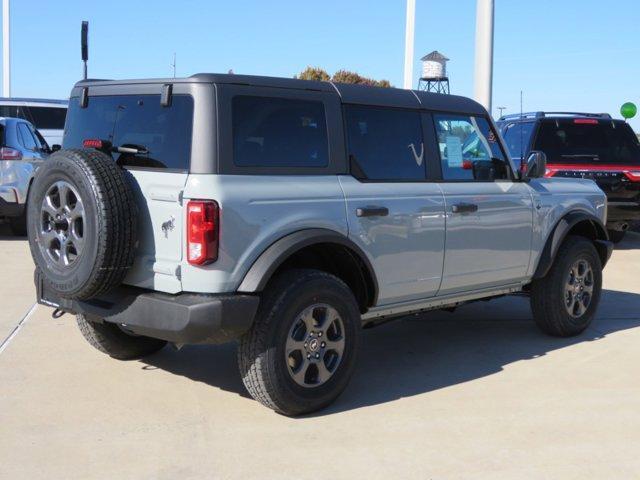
[117,144,149,155]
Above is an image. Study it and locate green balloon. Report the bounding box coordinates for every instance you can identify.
[620,102,637,119]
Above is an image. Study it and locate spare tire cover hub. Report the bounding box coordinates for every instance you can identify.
[38,180,86,267]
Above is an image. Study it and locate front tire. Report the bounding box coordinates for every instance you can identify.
[238,270,361,416]
[531,235,602,337]
[76,314,166,360]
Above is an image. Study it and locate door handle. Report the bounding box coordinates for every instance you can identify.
[356,206,389,218]
[451,203,479,214]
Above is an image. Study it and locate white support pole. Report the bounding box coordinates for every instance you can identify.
[473,0,494,114]
[403,0,416,90]
[2,0,9,97]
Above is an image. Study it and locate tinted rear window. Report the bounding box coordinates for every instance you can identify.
[533,119,640,165]
[232,96,328,168]
[64,95,193,171]
[25,106,67,130]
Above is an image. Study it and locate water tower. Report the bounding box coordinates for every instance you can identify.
[418,50,450,94]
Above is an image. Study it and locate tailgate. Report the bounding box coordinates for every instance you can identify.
[122,170,188,293]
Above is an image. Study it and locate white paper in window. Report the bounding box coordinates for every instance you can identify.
[445,135,463,167]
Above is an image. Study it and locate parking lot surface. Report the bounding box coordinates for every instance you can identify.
[1,225,639,479]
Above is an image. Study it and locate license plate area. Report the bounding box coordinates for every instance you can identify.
[34,269,72,310]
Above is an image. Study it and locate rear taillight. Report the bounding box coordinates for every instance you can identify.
[83,138,112,151]
[544,168,556,177]
[624,171,640,182]
[187,200,219,265]
[0,147,22,160]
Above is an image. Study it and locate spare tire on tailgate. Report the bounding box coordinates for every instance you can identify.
[27,149,137,300]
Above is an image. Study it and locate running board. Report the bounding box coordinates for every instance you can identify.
[361,283,526,322]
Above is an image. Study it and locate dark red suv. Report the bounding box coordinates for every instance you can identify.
[497,112,640,242]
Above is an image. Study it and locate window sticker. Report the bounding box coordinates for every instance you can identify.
[445,135,463,167]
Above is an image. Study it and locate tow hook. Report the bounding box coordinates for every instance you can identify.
[52,308,66,319]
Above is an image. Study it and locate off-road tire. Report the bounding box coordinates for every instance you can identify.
[27,149,137,300]
[238,269,361,416]
[531,235,602,337]
[607,229,626,244]
[76,314,166,360]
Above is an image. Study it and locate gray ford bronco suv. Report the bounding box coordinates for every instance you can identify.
[27,74,612,415]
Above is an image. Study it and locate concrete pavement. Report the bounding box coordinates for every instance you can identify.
[0,224,36,344]
[1,230,639,479]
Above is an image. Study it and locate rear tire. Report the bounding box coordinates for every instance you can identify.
[530,235,602,337]
[76,314,166,360]
[607,229,626,244]
[238,269,361,416]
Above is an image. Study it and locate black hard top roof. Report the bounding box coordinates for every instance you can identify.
[73,73,486,114]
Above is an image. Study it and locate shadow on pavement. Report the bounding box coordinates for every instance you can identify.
[611,231,640,251]
[0,222,24,241]
[141,289,640,415]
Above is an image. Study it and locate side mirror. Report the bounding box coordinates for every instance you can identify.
[51,144,62,152]
[522,150,547,179]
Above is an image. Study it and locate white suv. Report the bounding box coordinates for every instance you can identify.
[0,98,67,146]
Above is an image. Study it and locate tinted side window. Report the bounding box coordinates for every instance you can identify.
[25,107,67,130]
[502,121,535,160]
[18,123,38,150]
[232,96,328,168]
[345,105,425,181]
[434,114,509,181]
[64,95,193,171]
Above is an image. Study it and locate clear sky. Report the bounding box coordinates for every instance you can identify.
[3,0,639,130]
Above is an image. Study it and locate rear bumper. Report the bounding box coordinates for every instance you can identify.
[36,275,260,345]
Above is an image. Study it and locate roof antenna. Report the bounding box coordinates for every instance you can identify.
[170,52,176,78]
[81,21,89,79]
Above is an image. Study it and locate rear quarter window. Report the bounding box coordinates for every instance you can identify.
[63,94,193,171]
[232,95,329,168]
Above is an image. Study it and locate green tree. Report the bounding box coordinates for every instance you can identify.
[331,69,391,87]
[296,66,331,82]
[295,67,391,87]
